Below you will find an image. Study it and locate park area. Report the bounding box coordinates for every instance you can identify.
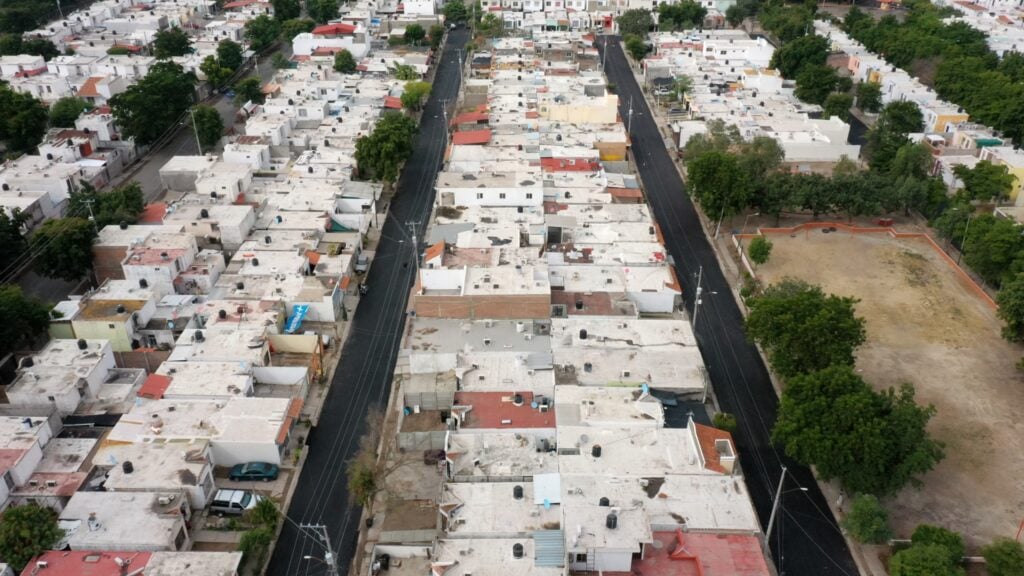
[746,225,1024,547]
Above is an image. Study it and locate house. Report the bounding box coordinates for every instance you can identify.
[58,491,192,552]
[94,440,216,509]
[5,339,116,415]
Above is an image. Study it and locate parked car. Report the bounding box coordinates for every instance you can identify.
[228,461,280,482]
[209,489,262,516]
[355,253,370,274]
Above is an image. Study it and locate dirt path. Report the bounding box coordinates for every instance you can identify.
[755,229,1024,547]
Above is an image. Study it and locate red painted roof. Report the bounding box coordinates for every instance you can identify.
[224,0,260,8]
[137,373,172,399]
[21,551,152,576]
[694,422,734,473]
[452,129,492,145]
[453,392,555,429]
[0,448,26,474]
[13,66,47,78]
[424,240,445,262]
[312,22,357,35]
[451,111,489,125]
[630,531,770,576]
[540,157,600,172]
[15,471,87,496]
[608,187,643,200]
[139,202,167,224]
[384,95,403,109]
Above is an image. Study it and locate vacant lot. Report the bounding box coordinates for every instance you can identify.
[752,229,1024,547]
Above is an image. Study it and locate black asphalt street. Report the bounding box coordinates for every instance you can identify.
[266,28,469,576]
[598,38,860,576]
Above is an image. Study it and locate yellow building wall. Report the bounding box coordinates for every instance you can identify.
[595,141,627,161]
[71,320,132,351]
[541,95,619,124]
[1008,166,1024,205]
[934,113,970,133]
[48,323,76,340]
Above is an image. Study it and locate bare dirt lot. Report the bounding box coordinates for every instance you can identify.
[751,229,1024,547]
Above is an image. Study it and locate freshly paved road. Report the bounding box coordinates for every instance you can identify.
[266,28,469,576]
[598,37,860,576]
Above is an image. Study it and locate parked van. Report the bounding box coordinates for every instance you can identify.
[209,489,262,516]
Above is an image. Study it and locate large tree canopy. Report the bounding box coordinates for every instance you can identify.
[354,112,418,183]
[0,504,63,570]
[616,9,653,38]
[0,285,50,358]
[109,61,197,145]
[153,26,192,58]
[30,217,98,282]
[745,279,866,377]
[773,365,944,495]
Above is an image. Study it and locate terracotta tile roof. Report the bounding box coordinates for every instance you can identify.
[423,240,445,262]
[21,551,152,576]
[451,128,492,145]
[77,76,103,98]
[540,157,600,172]
[384,95,403,109]
[312,22,357,35]
[451,111,489,125]
[224,0,260,7]
[138,202,167,224]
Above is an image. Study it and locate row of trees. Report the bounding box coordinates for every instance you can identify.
[745,280,944,496]
[0,34,58,59]
[843,2,1024,145]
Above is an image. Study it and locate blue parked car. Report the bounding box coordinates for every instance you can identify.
[229,461,280,482]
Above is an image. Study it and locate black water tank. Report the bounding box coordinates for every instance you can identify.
[236,281,245,290]
[77,339,88,350]
[200,208,209,218]
[122,460,134,474]
[606,513,617,529]
[195,330,204,342]
[119,221,128,230]
[218,309,227,320]
[513,485,523,500]
[377,554,390,570]
[592,444,602,458]
[251,257,260,267]
[116,304,126,314]
[139,278,148,288]
[599,497,610,507]
[579,329,587,340]
[512,543,524,559]
[22,357,33,368]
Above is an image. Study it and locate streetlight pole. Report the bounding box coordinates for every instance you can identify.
[627,95,634,136]
[738,212,760,252]
[957,211,973,266]
[765,466,808,559]
[189,107,203,156]
[300,524,338,576]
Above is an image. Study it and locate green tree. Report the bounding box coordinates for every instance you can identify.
[354,112,418,183]
[747,236,773,265]
[272,52,291,69]
[616,9,653,38]
[624,34,647,61]
[334,48,356,73]
[746,279,866,377]
[0,504,63,570]
[911,525,964,564]
[770,34,828,79]
[0,87,48,153]
[107,46,132,55]
[31,217,97,281]
[823,92,854,121]
[392,63,419,80]
[0,284,50,358]
[760,4,813,43]
[657,1,706,31]
[683,118,742,158]
[866,101,923,172]
[725,5,744,27]
[234,76,264,105]
[0,209,27,273]
[478,13,503,37]
[962,214,1024,287]
[429,24,445,51]
[244,15,282,51]
[841,494,892,544]
[200,54,233,88]
[443,0,469,22]
[109,61,197,145]
[271,0,301,21]
[0,33,21,55]
[69,181,145,229]
[217,39,244,71]
[687,150,746,222]
[794,64,843,105]
[953,160,1015,202]
[401,81,431,111]
[982,538,1024,576]
[246,497,279,528]
[889,141,932,181]
[22,38,58,60]
[307,0,340,23]
[347,458,376,506]
[856,81,882,113]
[49,96,92,127]
[711,412,737,433]
[191,105,224,151]
[238,526,274,567]
[282,17,315,40]
[153,26,192,58]
[671,75,691,102]
[997,273,1024,342]
[773,365,944,494]
[890,544,964,576]
[404,23,426,45]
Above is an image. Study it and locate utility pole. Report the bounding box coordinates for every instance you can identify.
[56,0,64,21]
[957,212,973,265]
[189,107,203,156]
[602,35,607,71]
[300,523,338,576]
[691,265,703,329]
[82,198,97,233]
[627,95,634,136]
[407,221,419,272]
[765,466,787,543]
